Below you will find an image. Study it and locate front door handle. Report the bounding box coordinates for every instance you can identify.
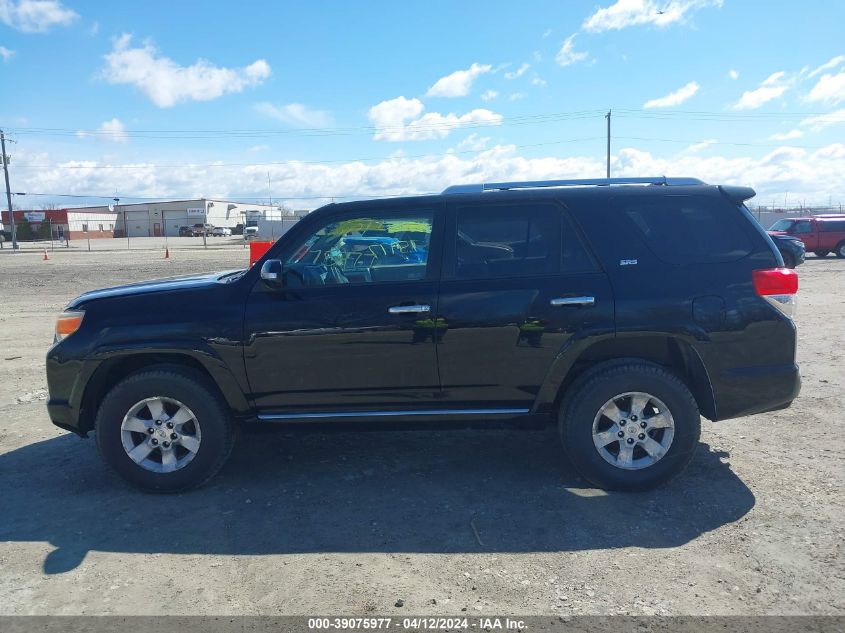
[550,296,595,307]
[388,304,431,315]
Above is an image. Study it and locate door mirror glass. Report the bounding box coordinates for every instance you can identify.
[260,259,283,286]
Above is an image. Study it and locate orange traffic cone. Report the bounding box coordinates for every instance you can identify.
[43,249,49,261]
[164,247,170,259]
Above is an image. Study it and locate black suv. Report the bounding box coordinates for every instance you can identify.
[46,177,800,492]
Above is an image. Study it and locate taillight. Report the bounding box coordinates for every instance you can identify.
[753,268,798,318]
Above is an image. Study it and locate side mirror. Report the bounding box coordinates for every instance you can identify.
[260,259,283,286]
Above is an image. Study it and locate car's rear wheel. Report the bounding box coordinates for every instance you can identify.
[559,361,700,491]
[814,250,829,258]
[836,242,845,259]
[95,367,234,492]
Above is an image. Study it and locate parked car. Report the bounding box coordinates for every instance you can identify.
[232,223,245,236]
[768,232,805,268]
[211,227,232,237]
[243,226,259,240]
[190,223,215,236]
[46,176,800,493]
[178,226,195,237]
[768,215,845,258]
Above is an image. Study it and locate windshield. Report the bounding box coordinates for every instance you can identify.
[769,219,795,232]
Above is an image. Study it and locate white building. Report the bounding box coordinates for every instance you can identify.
[68,199,282,238]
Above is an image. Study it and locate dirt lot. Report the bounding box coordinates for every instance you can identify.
[0,247,843,616]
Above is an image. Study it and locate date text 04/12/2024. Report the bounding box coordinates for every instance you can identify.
[307,617,528,630]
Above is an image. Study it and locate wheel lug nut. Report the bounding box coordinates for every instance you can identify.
[147,428,155,434]
[630,415,638,422]
[617,431,625,438]
[166,421,174,429]
[640,421,647,428]
[638,433,645,440]
[151,438,158,445]
[155,420,162,426]
[619,420,626,426]
[163,441,170,448]
[170,433,178,440]
[626,438,634,445]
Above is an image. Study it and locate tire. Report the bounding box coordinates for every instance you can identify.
[781,252,795,268]
[95,367,235,493]
[814,251,829,258]
[836,242,845,259]
[558,360,700,491]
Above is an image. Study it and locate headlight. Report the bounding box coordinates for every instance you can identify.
[55,310,85,343]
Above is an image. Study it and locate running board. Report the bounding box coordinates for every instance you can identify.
[257,408,530,421]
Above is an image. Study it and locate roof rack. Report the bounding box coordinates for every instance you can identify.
[442,176,706,194]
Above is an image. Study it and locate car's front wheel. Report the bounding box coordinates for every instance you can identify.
[559,361,700,491]
[95,367,235,492]
[836,241,845,259]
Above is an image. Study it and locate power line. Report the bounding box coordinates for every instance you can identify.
[10,136,606,170]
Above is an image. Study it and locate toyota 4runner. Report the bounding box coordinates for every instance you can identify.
[46,177,800,492]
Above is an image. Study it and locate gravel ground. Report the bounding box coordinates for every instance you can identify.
[0,247,843,616]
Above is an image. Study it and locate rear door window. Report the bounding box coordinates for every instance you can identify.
[620,195,753,265]
[819,220,845,232]
[454,203,561,279]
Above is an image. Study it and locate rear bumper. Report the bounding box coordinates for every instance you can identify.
[712,363,801,421]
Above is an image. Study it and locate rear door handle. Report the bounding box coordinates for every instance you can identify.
[388,304,431,314]
[550,296,595,307]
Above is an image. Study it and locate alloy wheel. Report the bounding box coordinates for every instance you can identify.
[120,397,202,473]
[591,391,675,471]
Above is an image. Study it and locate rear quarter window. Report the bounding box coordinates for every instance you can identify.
[619,195,753,265]
[819,220,845,232]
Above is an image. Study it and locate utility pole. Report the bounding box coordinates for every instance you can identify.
[605,110,611,179]
[1,129,18,250]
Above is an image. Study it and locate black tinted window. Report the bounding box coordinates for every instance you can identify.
[793,220,812,234]
[622,195,752,265]
[819,220,845,232]
[456,204,560,279]
[562,213,598,273]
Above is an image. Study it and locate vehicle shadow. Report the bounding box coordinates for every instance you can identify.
[0,428,755,574]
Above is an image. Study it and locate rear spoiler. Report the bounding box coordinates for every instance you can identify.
[720,185,756,203]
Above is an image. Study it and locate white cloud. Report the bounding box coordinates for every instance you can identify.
[806,71,845,105]
[583,0,723,32]
[15,141,845,209]
[97,118,128,143]
[509,92,525,101]
[643,81,700,108]
[728,69,739,80]
[456,133,491,151]
[426,63,492,98]
[101,34,271,108]
[555,34,589,67]
[732,71,789,110]
[769,129,803,141]
[800,109,845,131]
[255,102,332,127]
[368,96,503,141]
[481,89,499,102]
[0,45,14,61]
[531,75,547,87]
[504,63,529,80]
[0,0,77,33]
[685,139,717,152]
[542,29,552,38]
[807,55,845,79]
[247,144,269,153]
[76,118,129,143]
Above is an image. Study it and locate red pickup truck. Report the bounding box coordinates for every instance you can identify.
[769,215,845,258]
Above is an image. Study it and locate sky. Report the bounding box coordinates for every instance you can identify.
[2,0,845,210]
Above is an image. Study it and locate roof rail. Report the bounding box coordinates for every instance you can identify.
[442,176,706,194]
